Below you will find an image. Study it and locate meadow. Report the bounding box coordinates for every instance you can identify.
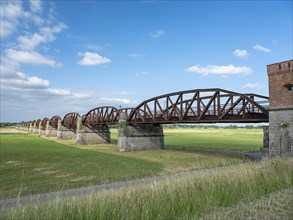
[0,127,250,199]
[163,127,263,152]
[1,127,292,219]
[0,132,162,199]
[2,158,292,219]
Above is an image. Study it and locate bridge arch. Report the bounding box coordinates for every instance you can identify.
[62,112,80,129]
[128,88,269,124]
[83,106,119,125]
[36,119,42,126]
[41,118,49,126]
[49,116,61,128]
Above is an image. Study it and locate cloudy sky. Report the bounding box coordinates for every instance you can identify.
[1,0,292,122]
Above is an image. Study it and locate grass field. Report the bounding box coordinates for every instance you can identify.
[0,133,162,199]
[110,127,263,152]
[164,127,263,152]
[0,127,253,199]
[2,158,292,220]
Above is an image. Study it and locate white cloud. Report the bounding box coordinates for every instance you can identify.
[17,23,67,50]
[78,51,111,66]
[233,49,249,58]
[253,44,271,52]
[99,97,133,105]
[32,15,44,26]
[1,1,29,19]
[2,75,50,89]
[150,30,165,38]
[0,19,17,38]
[47,88,71,96]
[18,33,45,50]
[0,1,30,38]
[242,83,262,89]
[5,49,60,67]
[185,64,252,76]
[30,0,42,13]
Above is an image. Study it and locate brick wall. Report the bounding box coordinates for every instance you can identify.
[267,60,293,157]
[267,60,293,107]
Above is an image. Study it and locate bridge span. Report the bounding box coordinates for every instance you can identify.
[16,60,293,157]
[40,88,269,128]
[18,88,269,150]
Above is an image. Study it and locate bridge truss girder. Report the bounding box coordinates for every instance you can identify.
[128,88,269,124]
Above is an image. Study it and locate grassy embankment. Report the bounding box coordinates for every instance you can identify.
[1,158,292,219]
[1,127,260,199]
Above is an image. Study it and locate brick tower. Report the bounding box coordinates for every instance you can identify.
[267,60,293,157]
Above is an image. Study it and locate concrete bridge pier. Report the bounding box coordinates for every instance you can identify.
[76,117,110,145]
[45,121,58,137]
[57,119,76,140]
[117,113,164,152]
[29,122,33,132]
[38,123,46,135]
[33,122,38,133]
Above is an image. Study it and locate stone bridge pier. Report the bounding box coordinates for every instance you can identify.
[76,117,110,145]
[117,113,164,152]
[45,121,58,137]
[38,123,46,135]
[57,119,76,140]
[265,60,293,157]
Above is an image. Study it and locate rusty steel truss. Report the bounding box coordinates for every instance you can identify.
[62,112,80,129]
[82,107,134,125]
[128,88,269,124]
[36,119,41,126]
[83,106,120,125]
[41,118,49,127]
[49,116,61,128]
[20,88,269,126]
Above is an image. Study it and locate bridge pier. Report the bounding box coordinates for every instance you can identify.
[267,60,293,157]
[260,126,269,155]
[33,121,38,133]
[57,119,76,140]
[29,122,33,132]
[76,117,110,145]
[38,123,46,135]
[45,121,58,137]
[117,113,164,152]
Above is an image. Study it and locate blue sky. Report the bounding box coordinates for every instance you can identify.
[1,0,292,122]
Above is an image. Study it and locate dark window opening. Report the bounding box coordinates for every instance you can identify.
[284,84,293,91]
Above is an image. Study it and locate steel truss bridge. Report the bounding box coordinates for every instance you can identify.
[20,88,269,128]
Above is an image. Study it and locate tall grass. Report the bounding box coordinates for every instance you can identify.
[2,157,292,220]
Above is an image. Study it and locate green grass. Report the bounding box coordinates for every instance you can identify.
[199,187,293,219]
[2,158,292,220]
[110,127,263,152]
[0,133,163,199]
[163,127,263,152]
[0,127,262,199]
[74,129,248,174]
[79,143,246,174]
